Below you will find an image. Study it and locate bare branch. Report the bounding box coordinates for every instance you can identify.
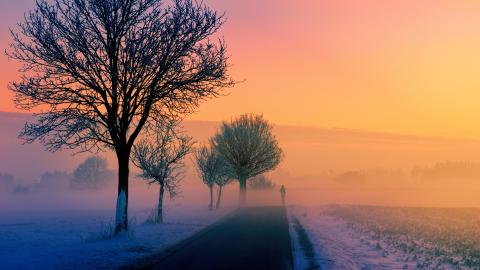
[7,0,234,153]
[132,119,194,198]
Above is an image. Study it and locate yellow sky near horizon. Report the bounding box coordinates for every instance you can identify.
[1,0,480,139]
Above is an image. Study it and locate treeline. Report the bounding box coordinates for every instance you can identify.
[0,156,115,193]
[411,161,480,180]
[316,161,480,184]
[315,168,405,184]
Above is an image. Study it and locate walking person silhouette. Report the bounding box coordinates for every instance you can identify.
[280,185,286,205]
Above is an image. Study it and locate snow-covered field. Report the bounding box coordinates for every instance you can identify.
[289,205,415,270]
[0,204,233,270]
[289,205,480,270]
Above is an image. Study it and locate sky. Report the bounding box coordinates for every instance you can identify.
[1,1,480,139]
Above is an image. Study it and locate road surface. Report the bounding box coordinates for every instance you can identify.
[123,206,293,270]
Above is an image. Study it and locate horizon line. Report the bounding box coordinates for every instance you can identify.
[1,110,479,143]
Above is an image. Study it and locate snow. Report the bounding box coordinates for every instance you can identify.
[0,204,233,270]
[288,216,309,270]
[115,190,127,227]
[288,205,418,270]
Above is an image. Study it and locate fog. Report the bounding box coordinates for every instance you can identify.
[3,111,480,213]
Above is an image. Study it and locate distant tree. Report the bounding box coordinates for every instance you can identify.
[12,186,29,194]
[37,170,70,190]
[249,175,276,190]
[8,0,233,234]
[211,114,283,204]
[0,173,15,191]
[132,121,193,223]
[194,144,230,210]
[410,161,480,180]
[70,157,114,190]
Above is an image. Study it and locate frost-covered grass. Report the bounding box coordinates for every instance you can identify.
[290,205,419,270]
[0,204,233,270]
[292,205,480,270]
[325,205,480,270]
[289,215,317,270]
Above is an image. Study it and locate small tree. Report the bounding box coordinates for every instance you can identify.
[214,171,231,209]
[132,121,193,224]
[70,156,114,190]
[8,0,233,234]
[211,114,283,205]
[194,144,229,210]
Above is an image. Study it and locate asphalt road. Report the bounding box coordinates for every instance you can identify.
[124,206,293,270]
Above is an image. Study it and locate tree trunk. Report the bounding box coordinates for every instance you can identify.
[115,149,130,234]
[216,185,223,209]
[209,184,214,210]
[156,184,165,224]
[239,178,247,205]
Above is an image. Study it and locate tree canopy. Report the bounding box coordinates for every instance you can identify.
[8,0,233,152]
[211,114,283,204]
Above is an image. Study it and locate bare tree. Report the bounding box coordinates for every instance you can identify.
[7,0,233,233]
[132,120,193,224]
[194,144,229,210]
[214,173,231,209]
[211,114,283,205]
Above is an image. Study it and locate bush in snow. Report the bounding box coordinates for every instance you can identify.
[81,218,136,242]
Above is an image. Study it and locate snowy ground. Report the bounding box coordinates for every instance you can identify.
[288,205,419,270]
[0,204,233,270]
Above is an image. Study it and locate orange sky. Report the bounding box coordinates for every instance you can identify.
[2,0,480,138]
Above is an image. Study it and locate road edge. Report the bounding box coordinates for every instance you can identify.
[118,208,240,270]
